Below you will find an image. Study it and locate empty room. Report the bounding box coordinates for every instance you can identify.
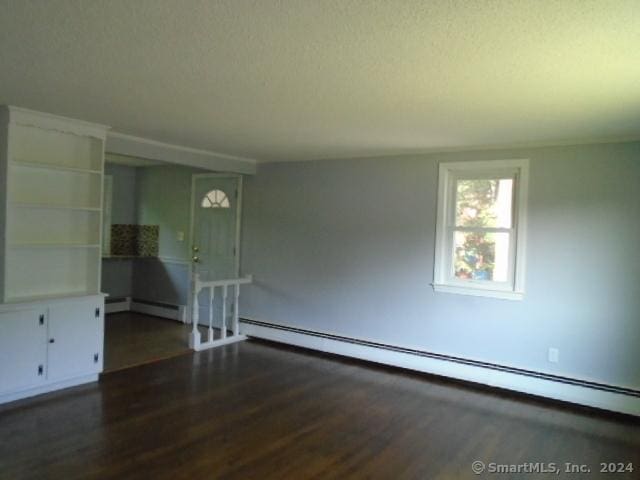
[0,1,639,479]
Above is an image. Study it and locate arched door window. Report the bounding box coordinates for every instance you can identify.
[201,189,230,208]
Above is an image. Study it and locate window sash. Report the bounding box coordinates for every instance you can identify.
[445,228,516,288]
[446,226,513,233]
[448,172,518,229]
[444,170,519,289]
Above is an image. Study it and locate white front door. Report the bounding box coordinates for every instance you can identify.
[191,175,241,329]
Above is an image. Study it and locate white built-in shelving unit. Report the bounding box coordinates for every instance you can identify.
[0,107,108,303]
[0,106,109,405]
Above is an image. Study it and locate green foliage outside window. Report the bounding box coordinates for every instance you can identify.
[454,179,503,280]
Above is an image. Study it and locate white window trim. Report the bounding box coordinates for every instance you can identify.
[433,159,529,301]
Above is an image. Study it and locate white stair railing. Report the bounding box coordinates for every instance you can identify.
[189,274,253,351]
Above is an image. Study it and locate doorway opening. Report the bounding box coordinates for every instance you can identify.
[101,159,242,371]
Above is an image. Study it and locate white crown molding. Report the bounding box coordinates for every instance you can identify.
[106,131,257,175]
[2,105,109,139]
[108,132,257,163]
[260,136,640,164]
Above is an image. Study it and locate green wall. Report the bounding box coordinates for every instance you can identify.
[136,165,204,261]
[102,163,204,304]
[132,165,205,305]
[102,163,137,298]
[104,163,138,224]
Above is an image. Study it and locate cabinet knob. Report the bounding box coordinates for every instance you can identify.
[49,338,55,344]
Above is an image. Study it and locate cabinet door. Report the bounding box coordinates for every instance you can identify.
[0,309,47,394]
[47,300,102,381]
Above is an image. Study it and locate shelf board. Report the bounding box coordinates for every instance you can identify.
[10,159,102,175]
[8,243,101,249]
[4,291,102,304]
[10,202,101,212]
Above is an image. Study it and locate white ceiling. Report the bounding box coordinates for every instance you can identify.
[1,1,638,162]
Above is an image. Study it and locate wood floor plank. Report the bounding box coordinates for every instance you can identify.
[1,339,639,479]
[103,312,196,372]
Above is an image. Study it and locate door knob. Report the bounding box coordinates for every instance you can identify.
[192,256,200,263]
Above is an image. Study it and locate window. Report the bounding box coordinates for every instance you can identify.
[201,189,230,208]
[433,159,528,300]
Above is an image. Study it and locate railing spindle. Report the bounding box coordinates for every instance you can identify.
[208,286,214,343]
[233,284,240,336]
[221,285,228,339]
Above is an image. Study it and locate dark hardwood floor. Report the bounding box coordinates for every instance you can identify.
[1,339,639,479]
[103,312,204,372]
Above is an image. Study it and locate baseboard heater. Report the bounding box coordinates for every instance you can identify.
[105,296,131,313]
[240,318,640,416]
[105,296,187,323]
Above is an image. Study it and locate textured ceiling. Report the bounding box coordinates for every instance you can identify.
[1,1,639,162]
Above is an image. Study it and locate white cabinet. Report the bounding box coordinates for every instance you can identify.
[0,106,108,404]
[47,299,103,381]
[0,308,47,395]
[0,295,105,404]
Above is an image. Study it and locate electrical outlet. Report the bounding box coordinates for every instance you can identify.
[548,347,560,363]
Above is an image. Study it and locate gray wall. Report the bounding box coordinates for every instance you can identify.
[240,142,640,389]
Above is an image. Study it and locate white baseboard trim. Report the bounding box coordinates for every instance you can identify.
[105,296,131,314]
[0,374,99,405]
[241,319,640,417]
[129,300,188,323]
[191,334,247,351]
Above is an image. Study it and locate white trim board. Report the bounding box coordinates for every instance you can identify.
[0,374,98,406]
[105,297,131,314]
[133,256,191,265]
[105,297,188,323]
[106,132,256,175]
[191,334,248,352]
[240,319,640,417]
[2,105,109,140]
[129,300,188,323]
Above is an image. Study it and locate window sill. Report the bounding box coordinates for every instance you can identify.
[432,283,524,301]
